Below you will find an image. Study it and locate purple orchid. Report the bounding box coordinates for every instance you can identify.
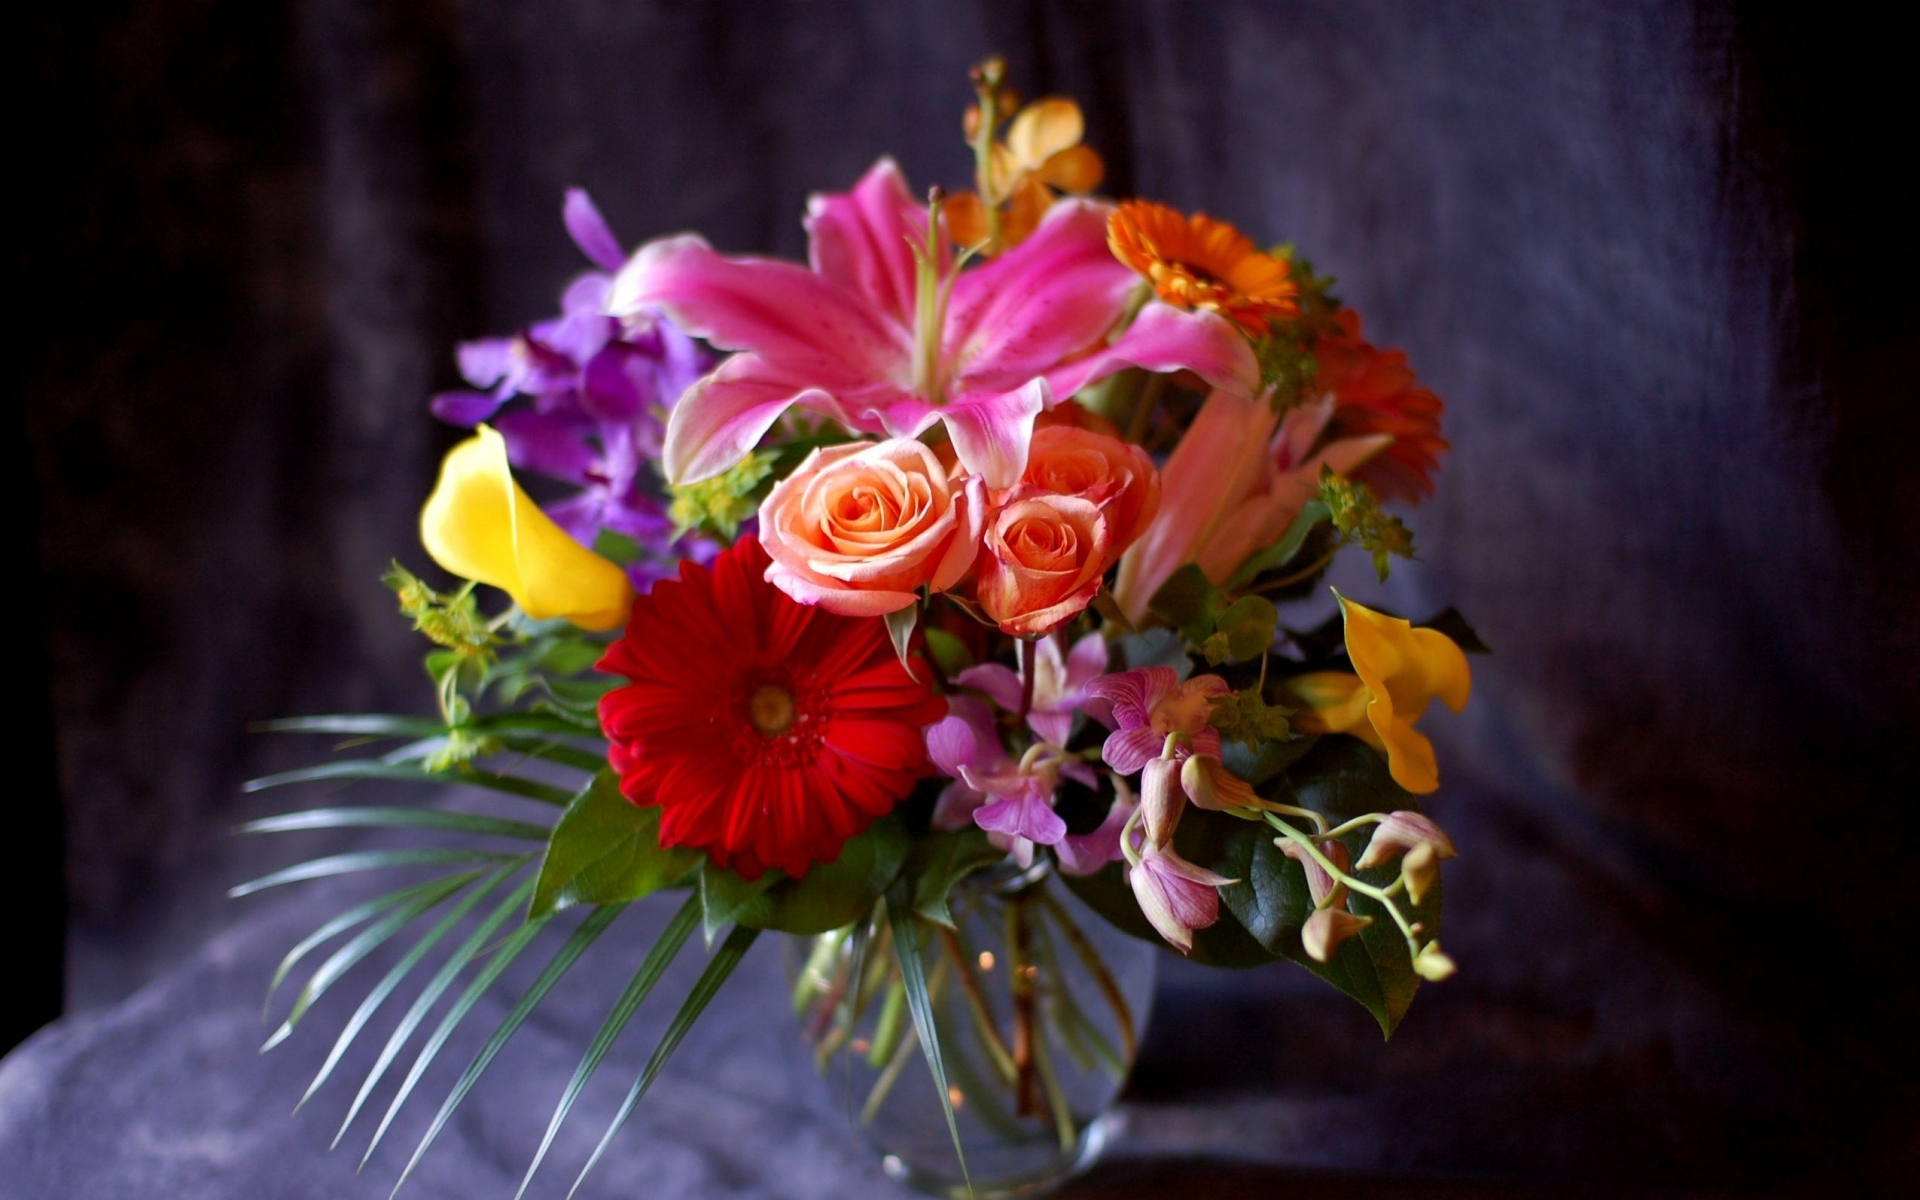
[926,696,1098,867]
[609,159,1259,490]
[954,631,1107,747]
[430,189,719,587]
[1086,666,1233,772]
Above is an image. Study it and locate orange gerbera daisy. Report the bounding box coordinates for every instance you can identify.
[1317,309,1449,504]
[1106,201,1299,337]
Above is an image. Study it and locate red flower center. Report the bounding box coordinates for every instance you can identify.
[734,672,829,766]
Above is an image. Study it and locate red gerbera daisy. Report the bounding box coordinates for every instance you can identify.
[1317,309,1449,505]
[598,539,946,879]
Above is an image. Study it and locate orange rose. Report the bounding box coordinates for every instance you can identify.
[760,439,984,616]
[1014,425,1161,554]
[975,492,1112,636]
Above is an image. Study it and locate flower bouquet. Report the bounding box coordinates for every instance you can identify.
[240,58,1479,1199]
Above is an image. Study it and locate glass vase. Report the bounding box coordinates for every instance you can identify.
[791,861,1156,1199]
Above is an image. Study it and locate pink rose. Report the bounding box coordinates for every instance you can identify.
[759,439,984,616]
[1014,425,1162,555]
[974,492,1112,636]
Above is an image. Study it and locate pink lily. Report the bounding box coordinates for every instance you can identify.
[1111,388,1392,622]
[955,631,1107,747]
[608,159,1258,489]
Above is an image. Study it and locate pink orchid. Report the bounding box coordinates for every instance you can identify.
[608,159,1258,489]
[1128,845,1234,953]
[955,631,1107,746]
[926,696,1097,866]
[1086,666,1232,772]
[1111,388,1393,621]
[1054,777,1136,877]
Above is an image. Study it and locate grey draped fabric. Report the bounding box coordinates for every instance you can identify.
[13,1,1913,1195]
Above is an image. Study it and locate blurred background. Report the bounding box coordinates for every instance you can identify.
[13,1,1916,1196]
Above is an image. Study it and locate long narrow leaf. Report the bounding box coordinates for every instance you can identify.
[244,761,573,806]
[230,849,515,898]
[492,737,609,775]
[295,865,516,1111]
[262,870,485,1050]
[886,878,971,1195]
[259,712,595,739]
[389,904,626,1195]
[265,876,468,1013]
[336,877,535,1149]
[239,807,553,841]
[515,896,701,1200]
[567,925,760,1200]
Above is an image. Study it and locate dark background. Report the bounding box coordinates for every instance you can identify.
[11,1,1917,1195]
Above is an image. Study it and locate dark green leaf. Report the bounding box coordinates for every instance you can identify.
[1227,499,1330,589]
[531,774,701,920]
[885,879,970,1193]
[698,863,781,945]
[360,914,548,1167]
[921,626,974,679]
[1221,733,1319,786]
[334,877,535,1149]
[1113,628,1192,678]
[733,819,910,936]
[230,848,516,898]
[244,760,573,806]
[906,828,1005,927]
[516,895,701,1199]
[568,925,760,1200]
[239,806,552,841]
[1148,563,1224,643]
[295,866,514,1110]
[1215,595,1280,661]
[391,904,625,1194]
[262,869,484,1049]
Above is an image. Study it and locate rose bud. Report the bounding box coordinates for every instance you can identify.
[974,492,1112,636]
[1014,425,1161,555]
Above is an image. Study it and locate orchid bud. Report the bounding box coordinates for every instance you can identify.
[1280,837,1350,909]
[1402,841,1442,906]
[1301,908,1370,963]
[1180,754,1258,811]
[1138,756,1185,848]
[1355,810,1459,871]
[1413,941,1457,982]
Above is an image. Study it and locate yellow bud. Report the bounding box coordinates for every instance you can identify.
[1413,941,1457,982]
[419,426,634,631]
[1402,842,1442,906]
[1301,908,1370,963]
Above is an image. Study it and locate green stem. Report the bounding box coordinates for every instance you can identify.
[1029,1012,1079,1152]
[940,926,1018,1084]
[1250,547,1341,593]
[867,973,908,1068]
[1034,891,1136,1064]
[859,956,949,1124]
[1262,813,1421,957]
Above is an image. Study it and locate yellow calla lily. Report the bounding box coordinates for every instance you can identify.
[419,426,634,631]
[1286,593,1471,794]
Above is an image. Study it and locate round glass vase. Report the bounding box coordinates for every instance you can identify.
[790,860,1156,1200]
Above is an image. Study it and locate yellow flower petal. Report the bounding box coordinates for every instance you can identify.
[1408,626,1473,712]
[1374,715,1441,794]
[1035,143,1104,193]
[1332,593,1472,794]
[1286,671,1371,734]
[944,191,992,249]
[419,426,634,631]
[1006,97,1084,167]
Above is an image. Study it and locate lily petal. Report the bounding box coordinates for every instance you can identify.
[661,353,852,484]
[805,158,938,332]
[609,233,911,390]
[941,379,1049,489]
[945,200,1138,393]
[1045,302,1261,401]
[563,188,627,273]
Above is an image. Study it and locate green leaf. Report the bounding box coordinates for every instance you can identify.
[244,760,573,806]
[698,863,781,945]
[884,879,971,1194]
[262,869,485,1050]
[1114,627,1193,678]
[884,603,921,678]
[361,913,548,1167]
[1148,563,1224,644]
[390,904,625,1195]
[294,865,514,1110]
[516,895,701,1200]
[738,819,910,936]
[1221,734,1319,786]
[531,774,702,920]
[230,848,516,898]
[239,806,552,841]
[568,925,760,1200]
[906,828,1005,927]
[1214,595,1280,662]
[334,877,535,1149]
[921,626,974,679]
[1227,499,1330,589]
